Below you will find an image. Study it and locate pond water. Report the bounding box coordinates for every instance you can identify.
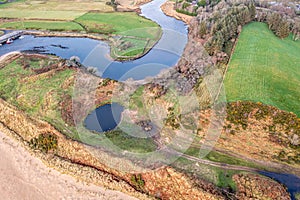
[84,103,124,133]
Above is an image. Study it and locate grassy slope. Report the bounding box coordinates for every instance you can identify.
[0,57,73,116]
[225,22,300,116]
[0,56,156,153]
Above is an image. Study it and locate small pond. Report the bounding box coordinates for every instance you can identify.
[84,103,124,133]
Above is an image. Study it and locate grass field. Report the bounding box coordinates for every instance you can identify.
[0,20,84,31]
[75,12,161,58]
[75,12,161,37]
[0,0,112,20]
[0,57,74,115]
[225,22,300,116]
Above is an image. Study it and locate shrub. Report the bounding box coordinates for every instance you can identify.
[131,174,145,190]
[176,9,197,16]
[29,133,58,153]
[164,107,181,130]
[197,0,206,7]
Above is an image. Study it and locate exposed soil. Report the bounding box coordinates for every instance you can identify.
[116,0,152,12]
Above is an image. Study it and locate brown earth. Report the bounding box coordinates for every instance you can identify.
[197,102,300,174]
[142,167,224,200]
[116,0,152,12]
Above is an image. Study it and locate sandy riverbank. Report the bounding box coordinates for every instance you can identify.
[160,1,193,25]
[116,0,152,12]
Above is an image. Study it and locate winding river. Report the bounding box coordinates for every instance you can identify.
[0,0,299,197]
[0,0,187,81]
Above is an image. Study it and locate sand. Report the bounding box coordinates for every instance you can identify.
[0,130,137,200]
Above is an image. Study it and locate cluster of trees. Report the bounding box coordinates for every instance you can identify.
[204,4,256,59]
[106,0,118,11]
[257,10,300,40]
[175,0,222,16]
[266,13,290,39]
[175,1,198,16]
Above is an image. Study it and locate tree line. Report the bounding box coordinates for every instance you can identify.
[202,3,256,62]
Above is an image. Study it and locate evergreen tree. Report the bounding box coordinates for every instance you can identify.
[199,21,207,38]
[267,13,281,32]
[276,20,290,39]
[292,21,300,41]
[249,3,256,19]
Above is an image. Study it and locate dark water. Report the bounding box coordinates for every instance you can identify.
[259,171,300,200]
[0,0,188,81]
[84,103,124,132]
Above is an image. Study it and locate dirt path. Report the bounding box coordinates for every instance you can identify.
[0,130,137,200]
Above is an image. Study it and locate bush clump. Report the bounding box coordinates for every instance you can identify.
[29,133,58,153]
[131,174,145,191]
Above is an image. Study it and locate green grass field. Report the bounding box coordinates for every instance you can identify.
[0,0,112,20]
[0,57,74,115]
[225,22,300,116]
[0,20,84,31]
[75,12,161,37]
[75,12,161,59]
